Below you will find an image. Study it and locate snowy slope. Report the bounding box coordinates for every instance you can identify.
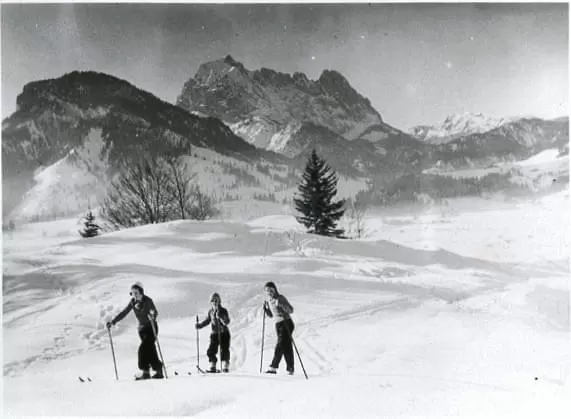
[11,128,109,220]
[3,193,570,417]
[8,140,297,222]
[515,148,564,167]
[423,148,569,192]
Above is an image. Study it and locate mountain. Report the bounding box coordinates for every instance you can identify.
[2,71,289,220]
[409,113,513,144]
[176,55,428,174]
[3,64,568,221]
[176,56,569,176]
[177,55,384,147]
[431,117,569,168]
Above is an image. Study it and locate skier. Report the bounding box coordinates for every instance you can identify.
[262,281,295,375]
[106,282,164,380]
[196,292,231,373]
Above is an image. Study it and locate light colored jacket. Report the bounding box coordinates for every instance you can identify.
[263,294,294,323]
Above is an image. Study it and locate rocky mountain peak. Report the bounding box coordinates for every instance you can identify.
[192,56,250,87]
[223,54,241,66]
[176,56,383,147]
[318,69,374,111]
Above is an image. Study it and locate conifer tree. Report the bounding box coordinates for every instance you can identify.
[79,210,101,238]
[293,149,346,237]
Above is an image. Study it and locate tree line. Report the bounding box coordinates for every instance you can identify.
[79,149,350,239]
[68,147,542,241]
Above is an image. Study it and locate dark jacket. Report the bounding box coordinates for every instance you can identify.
[112,295,158,330]
[197,307,230,335]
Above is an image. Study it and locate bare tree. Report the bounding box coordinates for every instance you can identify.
[188,185,219,221]
[346,196,369,239]
[101,155,219,229]
[165,155,197,220]
[101,157,176,229]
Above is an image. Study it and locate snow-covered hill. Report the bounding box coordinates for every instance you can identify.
[4,193,569,417]
[424,148,569,194]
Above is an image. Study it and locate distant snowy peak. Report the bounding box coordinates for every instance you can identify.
[410,113,515,144]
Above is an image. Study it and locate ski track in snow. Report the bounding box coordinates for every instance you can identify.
[3,192,570,417]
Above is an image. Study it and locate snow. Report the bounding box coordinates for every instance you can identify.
[515,148,562,167]
[412,113,514,144]
[424,148,569,192]
[3,191,569,417]
[228,117,279,149]
[11,128,109,221]
[359,129,389,143]
[267,121,302,153]
[8,138,296,221]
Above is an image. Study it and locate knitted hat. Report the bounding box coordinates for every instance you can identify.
[210,292,221,303]
[264,281,278,293]
[131,282,144,294]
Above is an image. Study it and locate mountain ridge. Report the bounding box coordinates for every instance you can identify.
[409,112,515,144]
[2,70,291,219]
[3,64,568,221]
[176,56,385,146]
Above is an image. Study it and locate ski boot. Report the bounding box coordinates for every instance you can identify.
[135,370,151,380]
[222,361,230,373]
[264,366,277,374]
[207,362,218,373]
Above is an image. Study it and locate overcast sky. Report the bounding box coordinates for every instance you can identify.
[1,3,568,129]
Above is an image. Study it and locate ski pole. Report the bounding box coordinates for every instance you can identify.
[107,326,119,381]
[148,314,168,379]
[284,320,308,380]
[291,336,308,380]
[196,315,205,373]
[217,311,223,372]
[260,305,266,373]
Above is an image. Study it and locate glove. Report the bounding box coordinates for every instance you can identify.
[106,321,113,329]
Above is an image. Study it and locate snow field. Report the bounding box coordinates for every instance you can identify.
[3,191,569,417]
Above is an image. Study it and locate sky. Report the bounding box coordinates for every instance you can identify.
[1,3,568,129]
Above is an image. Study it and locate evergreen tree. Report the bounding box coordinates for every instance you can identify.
[293,149,346,237]
[79,210,101,238]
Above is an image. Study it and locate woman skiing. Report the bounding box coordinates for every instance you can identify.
[262,281,295,375]
[196,292,231,373]
[106,282,164,380]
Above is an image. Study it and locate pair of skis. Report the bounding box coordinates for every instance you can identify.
[104,313,168,382]
[195,315,226,374]
[79,371,191,383]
